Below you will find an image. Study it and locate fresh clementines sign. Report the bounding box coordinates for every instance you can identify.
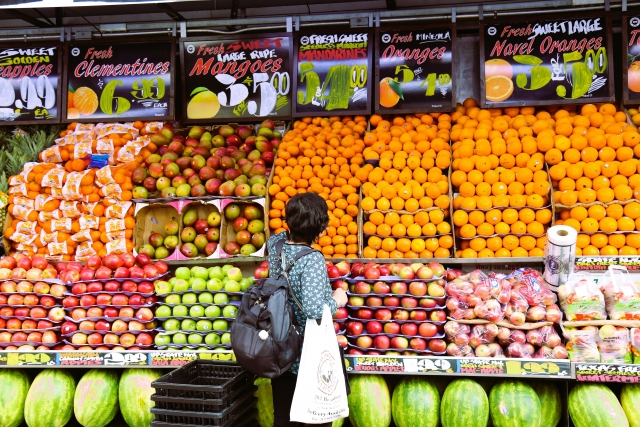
[293,29,372,116]
[180,34,293,123]
[375,27,455,114]
[623,15,640,104]
[63,39,175,122]
[481,16,614,107]
[0,44,62,124]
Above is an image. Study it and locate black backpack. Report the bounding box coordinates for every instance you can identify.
[231,240,314,378]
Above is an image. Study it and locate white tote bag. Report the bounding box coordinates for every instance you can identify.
[290,305,349,424]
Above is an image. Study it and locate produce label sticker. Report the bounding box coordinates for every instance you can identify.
[375,27,454,113]
[293,29,372,116]
[0,44,61,124]
[64,39,175,122]
[180,34,293,123]
[0,352,56,366]
[575,257,640,271]
[481,16,613,107]
[575,363,640,382]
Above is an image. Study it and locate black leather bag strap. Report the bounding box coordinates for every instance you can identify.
[279,242,318,314]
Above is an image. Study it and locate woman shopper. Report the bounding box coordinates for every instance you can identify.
[266,192,348,427]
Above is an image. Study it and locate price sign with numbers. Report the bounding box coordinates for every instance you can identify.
[63,38,175,122]
[293,29,372,116]
[375,27,455,113]
[180,34,293,123]
[623,14,640,104]
[0,43,62,124]
[480,15,614,107]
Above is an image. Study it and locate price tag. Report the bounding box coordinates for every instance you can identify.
[180,34,292,122]
[575,257,640,271]
[376,27,454,113]
[575,363,640,383]
[481,15,614,107]
[0,351,56,366]
[57,352,105,366]
[504,360,571,377]
[64,39,175,122]
[0,44,61,124]
[293,29,372,116]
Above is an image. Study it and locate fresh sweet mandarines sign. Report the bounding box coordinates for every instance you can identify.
[64,39,175,122]
[0,44,61,124]
[375,27,455,113]
[481,16,614,107]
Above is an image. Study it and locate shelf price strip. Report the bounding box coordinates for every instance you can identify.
[574,363,640,383]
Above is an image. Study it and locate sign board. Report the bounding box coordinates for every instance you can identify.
[64,38,175,122]
[575,363,640,382]
[0,43,62,124]
[375,27,455,113]
[623,14,640,105]
[180,34,293,123]
[480,15,614,107]
[574,256,640,271]
[293,29,372,116]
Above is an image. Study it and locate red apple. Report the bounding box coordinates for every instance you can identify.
[400,297,418,308]
[356,308,373,320]
[408,281,428,296]
[346,321,364,336]
[71,283,87,295]
[401,323,418,336]
[373,335,390,349]
[393,309,409,321]
[409,310,427,321]
[87,333,103,345]
[80,295,96,307]
[375,309,392,321]
[390,282,408,294]
[95,320,111,331]
[430,310,446,322]
[390,336,409,349]
[95,266,112,280]
[86,307,104,318]
[96,294,113,305]
[30,307,47,319]
[366,321,383,334]
[86,282,103,293]
[367,296,384,307]
[428,339,447,353]
[372,281,390,294]
[104,281,120,292]
[61,322,78,334]
[71,308,87,321]
[363,267,381,280]
[410,337,427,350]
[356,336,373,348]
[418,323,438,338]
[384,322,400,334]
[333,307,348,320]
[39,296,55,307]
[383,296,399,307]
[79,320,96,331]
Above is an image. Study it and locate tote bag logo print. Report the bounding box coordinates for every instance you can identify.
[317,350,338,394]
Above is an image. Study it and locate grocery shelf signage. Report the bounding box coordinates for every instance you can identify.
[574,363,640,382]
[0,43,62,125]
[574,256,640,271]
[180,34,293,123]
[480,15,614,107]
[63,38,175,122]
[622,14,640,104]
[293,29,372,116]
[375,26,455,114]
[0,351,235,367]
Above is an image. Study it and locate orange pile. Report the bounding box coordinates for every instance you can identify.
[268,116,367,258]
[4,122,157,260]
[359,113,453,258]
[450,99,552,258]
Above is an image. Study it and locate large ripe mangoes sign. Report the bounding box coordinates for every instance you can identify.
[623,15,640,104]
[0,44,61,124]
[481,16,614,107]
[180,34,293,123]
[375,27,455,113]
[293,29,372,116]
[64,39,175,122]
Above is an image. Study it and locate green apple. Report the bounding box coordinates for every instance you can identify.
[173,279,190,292]
[222,264,234,275]
[239,278,253,292]
[172,333,188,344]
[213,319,228,331]
[163,319,180,331]
[155,334,171,346]
[154,281,172,295]
[168,277,178,286]
[191,266,209,280]
[175,267,191,280]
[224,280,241,293]
[222,305,238,318]
[205,306,221,318]
[213,293,229,304]
[156,305,172,317]
[172,305,188,317]
[196,319,213,331]
[182,293,198,304]
[208,266,224,280]
[189,305,205,317]
[230,296,241,301]
[188,334,203,345]
[191,278,207,291]
[221,332,231,344]
[198,292,214,304]
[205,333,221,345]
[206,278,223,291]
[165,294,181,305]
[181,319,197,330]
[226,267,243,281]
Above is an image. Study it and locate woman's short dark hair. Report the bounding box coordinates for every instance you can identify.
[285,193,329,244]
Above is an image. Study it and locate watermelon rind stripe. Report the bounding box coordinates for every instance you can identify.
[0,369,30,427]
[531,381,561,427]
[392,377,440,427]
[489,380,541,427]
[347,375,391,427]
[24,369,75,427]
[75,369,120,427]
[569,383,629,427]
[441,379,489,427]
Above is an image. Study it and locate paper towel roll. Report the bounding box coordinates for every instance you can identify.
[543,225,578,287]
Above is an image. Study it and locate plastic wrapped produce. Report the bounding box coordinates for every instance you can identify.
[599,267,640,321]
[598,325,632,364]
[560,273,607,321]
[565,326,600,362]
[632,328,640,363]
[469,324,499,347]
[508,268,557,307]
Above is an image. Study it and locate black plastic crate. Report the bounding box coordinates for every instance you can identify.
[152,360,254,403]
[152,379,255,414]
[151,393,257,427]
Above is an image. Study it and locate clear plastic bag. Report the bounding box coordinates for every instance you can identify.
[600,266,640,321]
[598,325,632,364]
[565,326,600,362]
[561,272,607,321]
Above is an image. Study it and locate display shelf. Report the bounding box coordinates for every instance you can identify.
[573,363,640,383]
[0,350,235,368]
[164,257,266,266]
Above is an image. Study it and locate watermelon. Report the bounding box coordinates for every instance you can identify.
[621,384,640,427]
[348,375,391,427]
[0,369,30,427]
[255,378,274,427]
[531,381,561,427]
[489,380,541,427]
[441,379,489,427]
[332,418,345,427]
[392,377,439,427]
[119,368,163,427]
[24,369,75,427]
[75,369,120,427]
[569,383,629,427]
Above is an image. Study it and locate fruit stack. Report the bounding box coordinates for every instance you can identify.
[449,100,553,258]
[4,121,165,260]
[360,114,454,259]
[220,201,267,257]
[132,120,278,200]
[176,202,222,259]
[57,254,166,350]
[0,255,65,350]
[154,265,253,351]
[565,325,639,363]
[268,116,367,258]
[548,104,640,256]
[338,261,449,356]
